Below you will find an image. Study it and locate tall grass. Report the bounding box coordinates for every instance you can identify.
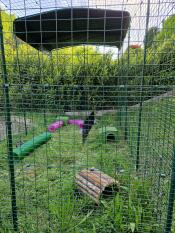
[0,98,174,232]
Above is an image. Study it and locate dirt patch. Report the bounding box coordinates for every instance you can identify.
[0,116,33,141]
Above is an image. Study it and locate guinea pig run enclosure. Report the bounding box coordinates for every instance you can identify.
[0,0,175,232]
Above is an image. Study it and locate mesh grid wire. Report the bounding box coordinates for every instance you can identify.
[0,0,175,232]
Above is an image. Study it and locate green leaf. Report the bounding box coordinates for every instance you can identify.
[129,222,136,233]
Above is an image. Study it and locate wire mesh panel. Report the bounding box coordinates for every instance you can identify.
[0,0,175,233]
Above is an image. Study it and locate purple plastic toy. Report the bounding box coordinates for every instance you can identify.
[68,119,84,129]
[48,121,64,132]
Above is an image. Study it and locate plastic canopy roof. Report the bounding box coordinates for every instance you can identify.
[1,0,174,53]
[13,8,130,51]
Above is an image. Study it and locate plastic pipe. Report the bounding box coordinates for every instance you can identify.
[48,121,64,132]
[68,119,84,128]
[13,132,52,160]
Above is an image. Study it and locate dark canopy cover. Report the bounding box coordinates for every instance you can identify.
[14,8,130,51]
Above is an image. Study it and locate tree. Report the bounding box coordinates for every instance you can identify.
[144,27,159,48]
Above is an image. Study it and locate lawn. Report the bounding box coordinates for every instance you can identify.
[0,97,174,233]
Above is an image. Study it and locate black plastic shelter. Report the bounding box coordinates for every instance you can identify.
[14,8,130,51]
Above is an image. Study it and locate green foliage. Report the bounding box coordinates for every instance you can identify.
[0,12,174,111]
[156,14,175,43]
[144,27,159,48]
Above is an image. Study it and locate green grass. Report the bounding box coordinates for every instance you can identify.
[0,98,174,233]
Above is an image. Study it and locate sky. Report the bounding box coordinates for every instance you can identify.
[0,0,174,55]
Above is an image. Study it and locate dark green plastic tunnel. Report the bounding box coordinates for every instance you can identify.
[13,132,52,160]
[98,127,118,143]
